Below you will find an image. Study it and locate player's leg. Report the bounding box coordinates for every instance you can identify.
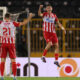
[51,33,60,67]
[42,42,52,56]
[54,43,60,67]
[0,43,1,74]
[1,45,7,80]
[41,42,52,62]
[1,58,6,80]
[8,44,17,80]
[11,59,17,80]
[42,32,52,62]
[0,60,1,74]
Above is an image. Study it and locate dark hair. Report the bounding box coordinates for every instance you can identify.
[46,4,52,7]
[5,13,11,18]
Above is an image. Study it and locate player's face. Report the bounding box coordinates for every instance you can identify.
[5,17,11,21]
[46,6,52,13]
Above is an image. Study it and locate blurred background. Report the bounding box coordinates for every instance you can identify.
[0,0,80,57]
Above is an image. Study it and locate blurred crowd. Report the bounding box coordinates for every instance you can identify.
[0,0,80,18]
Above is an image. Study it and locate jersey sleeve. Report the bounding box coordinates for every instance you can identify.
[0,21,2,24]
[43,12,47,17]
[13,22,20,27]
[55,15,59,22]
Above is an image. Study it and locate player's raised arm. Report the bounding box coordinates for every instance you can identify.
[56,20,66,34]
[38,5,43,17]
[19,13,35,26]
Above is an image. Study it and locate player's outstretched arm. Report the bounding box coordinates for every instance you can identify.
[19,13,35,26]
[57,21,66,34]
[38,5,43,17]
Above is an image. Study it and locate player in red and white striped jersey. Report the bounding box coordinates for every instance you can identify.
[38,4,66,67]
[0,13,34,80]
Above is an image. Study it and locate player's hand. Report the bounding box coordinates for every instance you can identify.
[40,5,43,8]
[64,30,66,34]
[29,13,35,17]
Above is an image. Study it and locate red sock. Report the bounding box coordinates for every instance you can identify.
[42,49,48,56]
[0,63,1,73]
[12,62,17,77]
[55,53,59,60]
[1,62,5,76]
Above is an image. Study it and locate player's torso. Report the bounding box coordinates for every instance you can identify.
[43,12,56,33]
[0,21,16,44]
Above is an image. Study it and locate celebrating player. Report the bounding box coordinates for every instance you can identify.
[0,13,34,80]
[38,4,66,67]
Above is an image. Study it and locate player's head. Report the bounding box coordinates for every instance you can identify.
[46,4,52,13]
[4,13,11,20]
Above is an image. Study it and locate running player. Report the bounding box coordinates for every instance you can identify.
[38,5,66,67]
[0,13,34,80]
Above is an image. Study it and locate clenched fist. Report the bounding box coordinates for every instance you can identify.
[29,13,35,17]
[39,5,43,8]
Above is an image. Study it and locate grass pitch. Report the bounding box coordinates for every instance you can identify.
[2,77,80,80]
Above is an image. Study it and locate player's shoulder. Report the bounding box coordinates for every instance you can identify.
[52,13,58,19]
[43,12,47,14]
[52,13,57,17]
[0,21,2,24]
[43,12,48,17]
[13,21,19,24]
[13,21,20,27]
[13,21,20,25]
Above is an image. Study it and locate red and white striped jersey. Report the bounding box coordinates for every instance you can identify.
[0,21,20,44]
[42,12,58,33]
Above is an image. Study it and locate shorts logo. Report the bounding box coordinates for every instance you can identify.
[58,59,79,77]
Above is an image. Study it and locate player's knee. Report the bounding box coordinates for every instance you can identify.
[48,42,52,46]
[48,42,52,48]
[1,58,6,62]
[11,58,16,62]
[55,44,59,49]
[45,42,52,50]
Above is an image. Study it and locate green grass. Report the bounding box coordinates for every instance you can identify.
[1,77,80,80]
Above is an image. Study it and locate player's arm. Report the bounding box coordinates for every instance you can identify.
[19,13,35,26]
[0,39,1,47]
[38,5,43,17]
[56,20,66,34]
[55,15,66,34]
[0,21,2,46]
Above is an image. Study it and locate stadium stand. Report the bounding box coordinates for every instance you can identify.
[0,0,80,18]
